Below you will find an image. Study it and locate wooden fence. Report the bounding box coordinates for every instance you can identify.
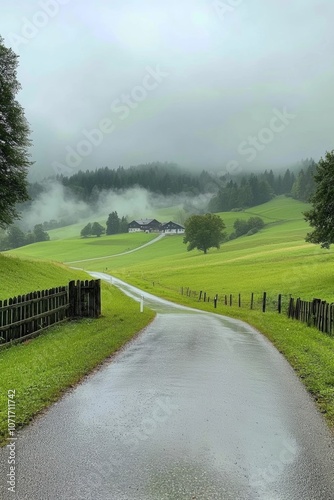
[180,287,283,313]
[180,287,334,336]
[69,279,101,318]
[0,279,101,346]
[288,297,334,335]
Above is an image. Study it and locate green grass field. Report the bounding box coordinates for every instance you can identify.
[4,232,157,263]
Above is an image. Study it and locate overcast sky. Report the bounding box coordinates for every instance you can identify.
[1,0,334,179]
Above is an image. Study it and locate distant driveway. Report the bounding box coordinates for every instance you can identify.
[65,233,165,264]
[0,273,333,499]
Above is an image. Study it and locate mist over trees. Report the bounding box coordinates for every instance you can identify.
[60,163,215,202]
[7,158,318,252]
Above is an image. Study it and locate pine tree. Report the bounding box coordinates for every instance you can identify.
[304,151,334,248]
[106,212,120,235]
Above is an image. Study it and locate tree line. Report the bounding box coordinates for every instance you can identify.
[80,212,129,238]
[208,159,316,212]
[59,163,216,203]
[0,224,50,251]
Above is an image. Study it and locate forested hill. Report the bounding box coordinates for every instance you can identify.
[59,162,216,200]
[26,159,316,211]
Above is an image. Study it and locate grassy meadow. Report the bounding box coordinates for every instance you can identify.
[6,232,157,263]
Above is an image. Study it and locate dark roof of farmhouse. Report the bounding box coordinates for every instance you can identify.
[133,219,156,224]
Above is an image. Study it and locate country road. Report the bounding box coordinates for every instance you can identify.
[0,273,333,499]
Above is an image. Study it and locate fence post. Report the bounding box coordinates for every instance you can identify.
[278,294,282,314]
[229,294,232,306]
[262,292,267,313]
[250,293,254,310]
[238,294,241,308]
[68,281,76,318]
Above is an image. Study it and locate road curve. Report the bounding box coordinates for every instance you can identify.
[0,273,333,499]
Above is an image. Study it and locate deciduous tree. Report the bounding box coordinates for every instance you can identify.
[183,213,226,254]
[81,223,92,238]
[91,222,105,237]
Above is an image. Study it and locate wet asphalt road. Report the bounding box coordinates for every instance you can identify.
[1,273,334,499]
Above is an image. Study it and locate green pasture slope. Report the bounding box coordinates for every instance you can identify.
[0,254,155,444]
[6,232,157,263]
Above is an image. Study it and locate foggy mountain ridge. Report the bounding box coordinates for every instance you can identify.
[18,158,316,232]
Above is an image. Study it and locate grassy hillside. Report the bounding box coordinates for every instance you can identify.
[0,254,87,299]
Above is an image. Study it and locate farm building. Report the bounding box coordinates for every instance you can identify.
[160,221,185,234]
[128,219,161,233]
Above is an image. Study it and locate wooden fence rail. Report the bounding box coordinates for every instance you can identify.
[0,280,101,346]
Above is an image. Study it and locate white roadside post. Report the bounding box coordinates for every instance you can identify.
[140,295,144,313]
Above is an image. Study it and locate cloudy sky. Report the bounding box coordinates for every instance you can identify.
[1,0,334,179]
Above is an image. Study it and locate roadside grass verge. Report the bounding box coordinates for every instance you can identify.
[0,281,155,445]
